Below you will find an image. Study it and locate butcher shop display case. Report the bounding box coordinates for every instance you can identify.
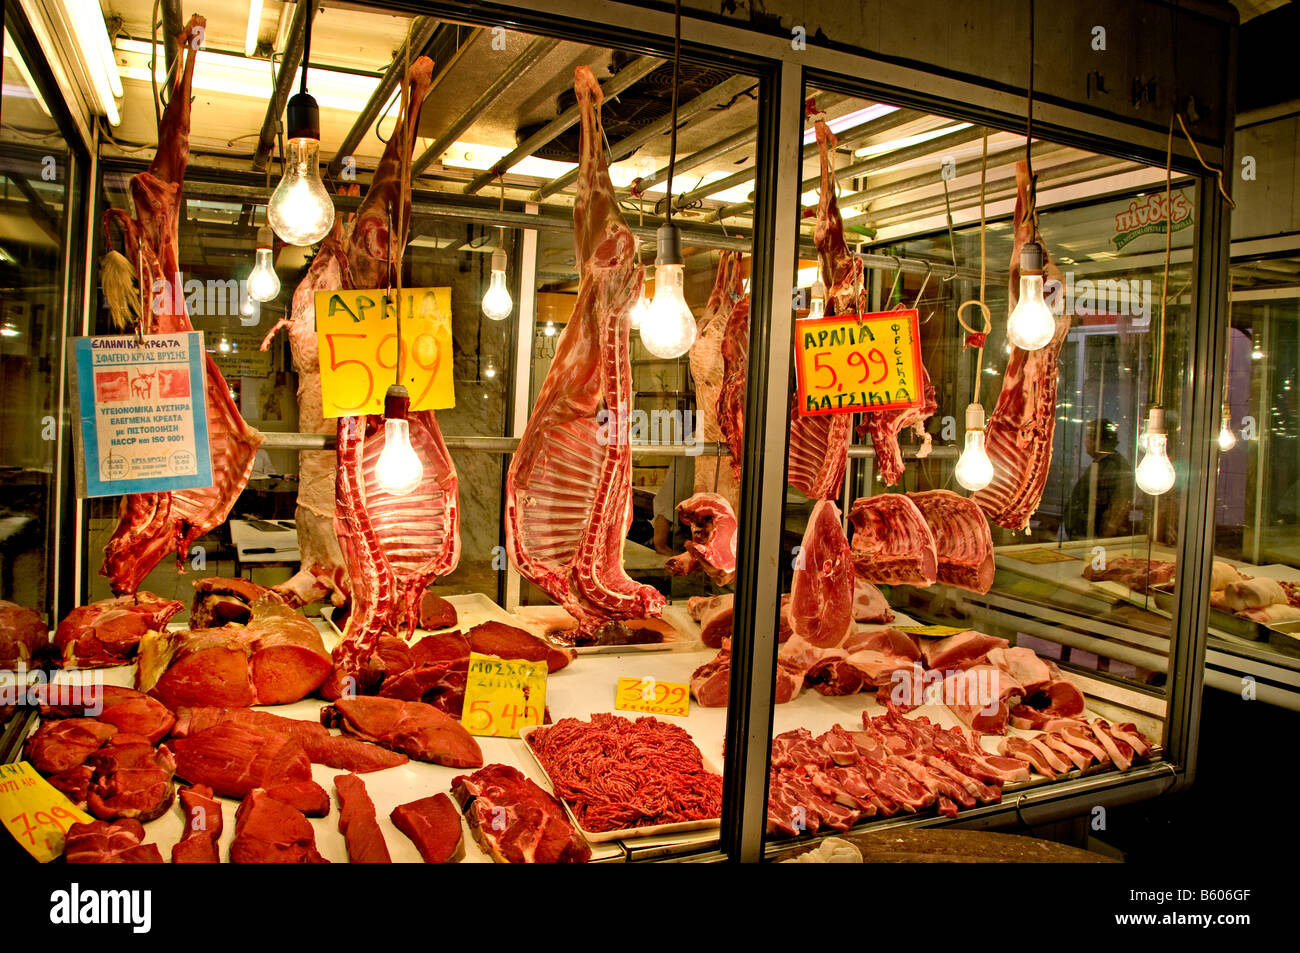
[0,0,1240,866]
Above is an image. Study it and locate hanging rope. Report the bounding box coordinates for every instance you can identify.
[957,131,992,405]
[1023,0,1040,240]
[665,0,682,223]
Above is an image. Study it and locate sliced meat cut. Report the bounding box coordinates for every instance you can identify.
[504,67,665,635]
[466,621,575,673]
[665,492,738,587]
[940,667,1011,734]
[172,784,222,863]
[24,719,117,774]
[53,593,182,669]
[0,600,48,668]
[190,577,269,628]
[852,576,895,623]
[690,639,804,707]
[789,500,855,648]
[390,792,464,863]
[418,591,458,630]
[986,646,1055,693]
[848,494,938,587]
[907,490,995,593]
[64,819,163,864]
[171,723,313,797]
[691,252,745,509]
[136,595,331,708]
[38,685,175,744]
[1009,678,1086,729]
[84,738,176,822]
[230,789,328,863]
[687,594,729,622]
[451,763,590,863]
[699,594,734,649]
[335,773,393,863]
[919,631,1009,671]
[265,780,331,817]
[321,696,483,768]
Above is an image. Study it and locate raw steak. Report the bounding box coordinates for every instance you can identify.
[38,686,175,745]
[64,819,163,864]
[940,666,1014,734]
[466,620,575,673]
[390,792,464,863]
[690,639,804,707]
[451,763,590,863]
[230,789,328,863]
[919,631,1009,670]
[190,577,270,628]
[53,593,183,669]
[170,705,408,773]
[263,58,440,610]
[973,160,1072,530]
[84,738,177,822]
[24,719,117,774]
[699,594,734,648]
[1009,678,1087,729]
[321,696,483,768]
[1081,556,1176,593]
[171,722,314,797]
[504,67,665,634]
[137,595,331,708]
[335,773,392,863]
[907,490,995,593]
[780,628,921,698]
[99,15,262,595]
[789,500,855,648]
[852,576,894,623]
[687,594,729,621]
[665,492,738,586]
[848,494,938,587]
[691,251,745,508]
[419,591,458,629]
[172,783,222,863]
[716,290,750,488]
[0,600,47,668]
[986,646,1055,693]
[266,780,331,817]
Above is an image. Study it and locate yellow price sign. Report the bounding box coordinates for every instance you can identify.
[1005,548,1080,565]
[315,287,454,417]
[615,677,690,717]
[895,625,970,638]
[795,309,924,416]
[460,652,548,738]
[0,761,92,863]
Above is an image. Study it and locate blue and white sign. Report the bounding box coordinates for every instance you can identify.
[73,332,213,498]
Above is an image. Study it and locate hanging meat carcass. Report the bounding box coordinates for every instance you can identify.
[690,251,745,509]
[504,67,665,634]
[99,15,263,595]
[665,492,738,587]
[716,291,750,488]
[972,161,1071,530]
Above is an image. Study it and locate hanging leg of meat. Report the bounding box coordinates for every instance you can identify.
[100,15,263,595]
[788,500,855,648]
[972,161,1071,530]
[505,67,666,634]
[716,292,750,488]
[665,492,738,587]
[691,252,744,508]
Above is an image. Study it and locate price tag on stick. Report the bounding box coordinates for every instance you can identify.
[0,762,93,863]
[460,653,548,738]
[794,309,925,417]
[615,677,690,717]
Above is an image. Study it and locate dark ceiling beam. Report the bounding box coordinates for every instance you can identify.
[160,0,183,76]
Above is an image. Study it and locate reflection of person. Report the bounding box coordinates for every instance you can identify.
[652,457,694,555]
[1065,418,1134,540]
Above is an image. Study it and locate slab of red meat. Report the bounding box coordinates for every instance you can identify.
[1082,556,1176,593]
[190,577,269,628]
[170,705,408,773]
[390,792,464,863]
[137,595,331,708]
[230,789,328,863]
[940,666,1014,734]
[699,594,734,648]
[691,252,745,509]
[379,658,468,715]
[84,738,177,822]
[687,594,729,621]
[505,67,666,635]
[0,600,47,668]
[172,783,222,863]
[665,492,738,587]
[781,627,922,698]
[53,593,182,670]
[65,819,163,864]
[717,291,751,488]
[1009,678,1086,729]
[419,591,458,629]
[263,59,440,611]
[321,696,482,768]
[852,575,895,623]
[171,722,314,797]
[265,780,331,817]
[972,161,1072,530]
[986,646,1054,693]
[451,763,590,863]
[690,638,804,707]
[25,719,117,774]
[789,500,855,647]
[848,494,937,587]
[100,16,262,596]
[466,620,575,673]
[907,490,995,593]
[919,631,1009,670]
[333,773,393,863]
[38,685,175,744]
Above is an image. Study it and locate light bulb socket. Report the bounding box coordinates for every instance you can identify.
[1145,406,1166,436]
[256,225,274,251]
[491,248,507,272]
[655,224,683,267]
[1019,240,1044,275]
[811,278,826,298]
[383,383,411,420]
[964,402,986,432]
[286,91,321,142]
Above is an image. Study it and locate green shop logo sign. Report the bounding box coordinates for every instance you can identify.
[1112,191,1193,250]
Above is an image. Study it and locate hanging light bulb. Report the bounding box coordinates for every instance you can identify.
[1136,407,1176,496]
[483,355,498,380]
[1217,408,1237,452]
[1006,241,1056,351]
[629,275,652,331]
[544,320,556,337]
[247,226,281,301]
[240,291,258,321]
[1251,341,1264,360]
[482,249,513,321]
[374,385,423,497]
[954,403,994,491]
[218,335,231,354]
[267,12,334,246]
[640,224,697,358]
[808,279,826,319]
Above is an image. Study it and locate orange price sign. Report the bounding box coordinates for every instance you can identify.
[315,287,455,417]
[460,653,548,739]
[0,762,92,863]
[614,676,690,717]
[794,308,924,417]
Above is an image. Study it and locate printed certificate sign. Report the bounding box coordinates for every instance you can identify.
[794,308,925,416]
[72,332,212,498]
[315,287,455,417]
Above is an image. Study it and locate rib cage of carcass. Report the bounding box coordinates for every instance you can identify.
[504,66,666,634]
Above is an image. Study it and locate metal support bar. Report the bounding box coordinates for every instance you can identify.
[462,54,661,195]
[628,127,757,198]
[252,0,321,172]
[533,74,758,201]
[160,0,182,77]
[412,36,560,177]
[259,431,730,456]
[505,203,540,610]
[326,16,442,179]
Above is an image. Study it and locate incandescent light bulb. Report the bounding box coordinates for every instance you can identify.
[954,402,994,491]
[808,279,826,319]
[1006,241,1056,351]
[374,386,423,497]
[639,225,697,359]
[629,282,652,331]
[247,226,281,301]
[482,249,513,321]
[267,94,335,246]
[1136,408,1176,496]
[1218,410,1237,452]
